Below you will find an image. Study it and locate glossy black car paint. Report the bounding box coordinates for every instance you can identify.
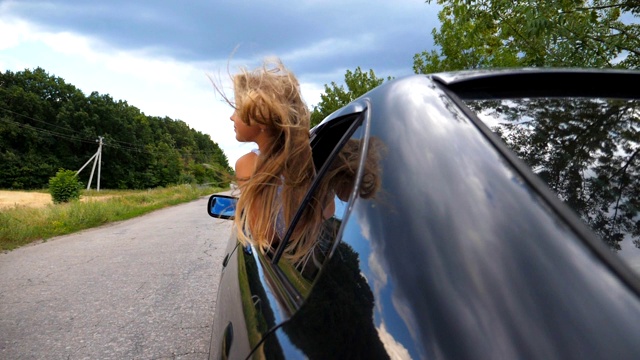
[208,70,640,359]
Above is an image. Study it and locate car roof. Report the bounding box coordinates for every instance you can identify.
[431,68,640,99]
[315,68,640,129]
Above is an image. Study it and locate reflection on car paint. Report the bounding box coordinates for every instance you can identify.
[236,247,284,358]
[281,240,389,359]
[466,98,640,276]
[341,78,640,358]
[208,72,640,359]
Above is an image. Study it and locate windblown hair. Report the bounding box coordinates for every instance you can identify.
[317,137,384,204]
[223,59,323,262]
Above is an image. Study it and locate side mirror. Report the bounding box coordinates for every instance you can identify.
[207,194,237,220]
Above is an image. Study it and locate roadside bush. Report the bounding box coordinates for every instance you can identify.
[49,169,83,204]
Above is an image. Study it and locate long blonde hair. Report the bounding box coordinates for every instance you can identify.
[223,59,323,261]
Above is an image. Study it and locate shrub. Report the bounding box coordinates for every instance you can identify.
[49,169,83,204]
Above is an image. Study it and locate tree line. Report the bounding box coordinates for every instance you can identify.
[0,67,231,190]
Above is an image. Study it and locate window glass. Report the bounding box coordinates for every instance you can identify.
[275,124,366,299]
[464,97,640,275]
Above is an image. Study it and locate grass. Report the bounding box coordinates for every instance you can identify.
[0,184,224,251]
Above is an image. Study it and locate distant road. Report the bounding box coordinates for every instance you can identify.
[0,195,233,359]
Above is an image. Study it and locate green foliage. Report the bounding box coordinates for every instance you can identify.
[0,67,233,190]
[48,169,82,204]
[414,0,640,73]
[310,67,391,127]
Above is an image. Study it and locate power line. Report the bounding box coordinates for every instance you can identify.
[0,113,225,158]
[0,106,87,137]
[0,106,221,154]
[0,117,99,145]
[0,106,159,148]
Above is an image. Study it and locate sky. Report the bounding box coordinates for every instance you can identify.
[0,0,440,166]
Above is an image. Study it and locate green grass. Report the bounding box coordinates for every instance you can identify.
[0,184,224,251]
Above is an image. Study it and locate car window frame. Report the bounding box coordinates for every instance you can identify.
[241,110,367,319]
[270,110,367,263]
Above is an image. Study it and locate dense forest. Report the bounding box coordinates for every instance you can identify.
[0,67,232,190]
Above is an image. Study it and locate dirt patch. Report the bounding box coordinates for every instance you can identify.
[0,191,115,209]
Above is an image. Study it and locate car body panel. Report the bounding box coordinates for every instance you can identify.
[208,71,640,359]
[335,76,640,358]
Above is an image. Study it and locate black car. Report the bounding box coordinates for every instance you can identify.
[207,69,640,359]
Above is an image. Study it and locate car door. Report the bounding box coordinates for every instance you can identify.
[209,110,369,359]
[243,110,381,359]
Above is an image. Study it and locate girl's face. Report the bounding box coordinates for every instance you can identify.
[231,110,262,143]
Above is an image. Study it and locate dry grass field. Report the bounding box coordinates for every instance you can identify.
[0,190,116,209]
[0,191,52,209]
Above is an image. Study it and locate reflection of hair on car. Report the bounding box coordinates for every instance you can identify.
[319,137,384,203]
[292,136,384,271]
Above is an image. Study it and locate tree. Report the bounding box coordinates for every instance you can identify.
[414,0,640,74]
[0,67,232,189]
[310,67,390,127]
[49,169,82,203]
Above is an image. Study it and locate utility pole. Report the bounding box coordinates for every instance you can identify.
[77,136,104,191]
[97,136,102,191]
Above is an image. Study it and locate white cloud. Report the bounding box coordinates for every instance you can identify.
[281,34,376,64]
[368,252,389,314]
[0,19,326,166]
[300,81,324,108]
[391,291,421,352]
[377,322,413,360]
[0,18,30,50]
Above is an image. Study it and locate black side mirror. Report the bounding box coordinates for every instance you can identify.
[207,194,237,220]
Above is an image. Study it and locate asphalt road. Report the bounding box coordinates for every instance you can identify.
[0,195,232,360]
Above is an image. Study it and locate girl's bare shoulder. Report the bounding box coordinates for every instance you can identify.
[235,151,259,178]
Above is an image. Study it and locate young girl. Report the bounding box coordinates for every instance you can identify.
[220,59,325,262]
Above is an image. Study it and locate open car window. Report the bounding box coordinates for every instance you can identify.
[271,112,367,303]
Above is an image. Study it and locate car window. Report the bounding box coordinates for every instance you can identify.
[273,116,367,301]
[273,128,387,358]
[310,113,364,171]
[463,97,640,276]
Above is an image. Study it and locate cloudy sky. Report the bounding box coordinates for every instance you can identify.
[0,0,440,165]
